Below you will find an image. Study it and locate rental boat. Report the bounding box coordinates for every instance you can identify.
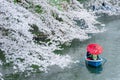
[85,57,103,67]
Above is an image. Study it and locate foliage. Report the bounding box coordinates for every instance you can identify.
[52,12,63,21]
[29,24,50,44]
[49,0,69,11]
[77,0,87,3]
[30,64,42,73]
[29,24,40,36]
[54,42,70,55]
[31,64,39,70]
[4,73,20,80]
[65,0,70,3]
[34,5,43,14]
[0,27,11,36]
[0,49,6,62]
[16,58,25,62]
[3,62,13,67]
[77,0,85,1]
[14,0,21,3]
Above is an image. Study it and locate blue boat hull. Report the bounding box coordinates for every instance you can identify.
[85,57,103,67]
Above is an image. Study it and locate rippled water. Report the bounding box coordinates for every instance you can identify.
[23,17,120,80]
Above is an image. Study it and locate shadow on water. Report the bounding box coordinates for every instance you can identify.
[85,65,103,74]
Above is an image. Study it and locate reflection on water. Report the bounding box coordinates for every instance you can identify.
[86,65,103,74]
